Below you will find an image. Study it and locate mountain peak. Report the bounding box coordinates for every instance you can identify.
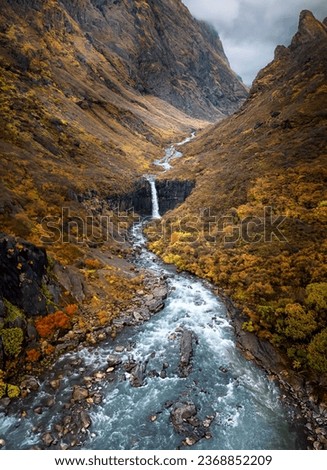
[291,10,327,48]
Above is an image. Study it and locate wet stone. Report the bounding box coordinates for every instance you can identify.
[42,432,54,447]
[46,398,55,408]
[130,363,146,388]
[170,402,213,447]
[50,379,61,390]
[21,376,39,392]
[92,393,103,405]
[0,397,11,410]
[93,371,106,380]
[106,354,122,367]
[80,411,92,429]
[72,386,89,402]
[179,329,194,378]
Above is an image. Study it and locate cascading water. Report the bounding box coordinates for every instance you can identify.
[145,175,161,219]
[154,132,196,170]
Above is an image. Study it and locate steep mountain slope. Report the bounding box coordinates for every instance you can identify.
[59,0,247,120]
[0,0,247,389]
[0,0,246,243]
[150,11,327,377]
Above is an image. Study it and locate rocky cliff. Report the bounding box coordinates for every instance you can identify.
[55,0,247,120]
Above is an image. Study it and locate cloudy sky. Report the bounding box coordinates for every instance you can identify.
[182,0,327,85]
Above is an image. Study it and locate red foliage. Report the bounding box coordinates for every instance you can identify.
[44,344,55,355]
[65,304,78,317]
[35,310,71,338]
[26,348,41,363]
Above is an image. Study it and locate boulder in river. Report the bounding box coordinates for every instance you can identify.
[123,357,137,373]
[20,376,40,393]
[179,329,194,377]
[170,401,214,447]
[50,379,61,390]
[72,386,89,402]
[42,432,54,447]
[106,354,122,367]
[130,363,147,388]
[80,410,92,430]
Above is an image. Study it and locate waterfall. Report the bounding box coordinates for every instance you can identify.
[146,175,161,219]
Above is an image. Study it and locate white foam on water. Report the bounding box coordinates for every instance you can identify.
[154,132,196,170]
[176,131,196,146]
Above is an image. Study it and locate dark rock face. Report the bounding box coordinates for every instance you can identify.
[156,180,195,214]
[107,179,195,217]
[179,329,194,378]
[58,0,248,120]
[0,234,47,316]
[107,180,153,216]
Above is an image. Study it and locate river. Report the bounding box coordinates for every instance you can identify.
[0,222,305,450]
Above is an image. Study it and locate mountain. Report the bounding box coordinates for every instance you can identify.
[57,0,247,120]
[0,0,246,242]
[150,11,327,377]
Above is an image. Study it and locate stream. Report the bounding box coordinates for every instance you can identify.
[0,134,306,450]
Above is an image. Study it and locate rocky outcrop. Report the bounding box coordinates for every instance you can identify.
[107,179,195,216]
[57,0,247,120]
[179,329,194,378]
[170,401,214,447]
[291,10,327,48]
[0,234,47,316]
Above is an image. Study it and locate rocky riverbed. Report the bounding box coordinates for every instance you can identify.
[0,224,324,450]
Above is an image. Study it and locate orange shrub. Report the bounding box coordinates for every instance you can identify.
[84,258,102,269]
[26,349,41,363]
[44,344,55,355]
[65,304,78,317]
[35,311,71,338]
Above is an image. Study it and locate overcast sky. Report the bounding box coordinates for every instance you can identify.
[182,0,327,85]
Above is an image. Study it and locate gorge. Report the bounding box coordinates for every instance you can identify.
[0,0,326,452]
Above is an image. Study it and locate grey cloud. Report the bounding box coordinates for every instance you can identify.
[183,0,327,85]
